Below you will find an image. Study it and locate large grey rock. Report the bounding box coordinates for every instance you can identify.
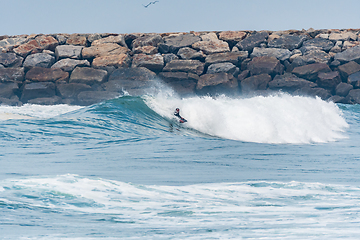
[92,35,127,47]
[292,63,331,81]
[51,58,90,72]
[294,87,332,100]
[268,73,317,92]
[247,56,283,76]
[162,53,179,64]
[250,47,291,61]
[132,34,163,51]
[23,53,55,69]
[70,67,108,85]
[77,91,120,105]
[205,51,248,67]
[177,47,205,60]
[317,71,341,91]
[27,96,63,105]
[302,38,334,52]
[158,72,199,95]
[0,68,24,83]
[55,45,84,60]
[347,89,360,104]
[0,52,23,67]
[207,62,239,76]
[161,34,201,53]
[108,67,156,82]
[241,74,272,93]
[334,45,360,63]
[196,73,238,94]
[0,82,19,98]
[329,32,358,41]
[132,54,164,72]
[335,82,353,97]
[337,61,360,81]
[268,34,308,50]
[236,32,268,52]
[348,71,360,88]
[57,83,92,99]
[25,67,69,82]
[163,59,204,75]
[296,49,331,64]
[21,82,56,102]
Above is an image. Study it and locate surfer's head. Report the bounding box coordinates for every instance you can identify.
[175,108,180,113]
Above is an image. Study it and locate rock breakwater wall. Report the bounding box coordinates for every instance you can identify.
[1,29,360,106]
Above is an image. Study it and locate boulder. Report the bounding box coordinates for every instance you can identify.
[92,54,131,68]
[27,96,62,105]
[250,47,291,61]
[268,73,317,92]
[57,83,92,99]
[55,45,84,60]
[158,72,199,95]
[87,33,102,43]
[77,91,120,105]
[108,67,156,82]
[236,32,268,52]
[82,43,129,59]
[241,73,272,93]
[177,47,205,61]
[132,34,163,51]
[196,73,238,94]
[335,82,353,97]
[162,53,179,64]
[292,63,331,81]
[133,46,158,54]
[317,71,341,91]
[247,56,283,76]
[161,34,201,53]
[132,53,164,72]
[55,34,69,45]
[200,32,219,41]
[0,52,23,67]
[20,82,56,102]
[66,34,87,46]
[347,89,360,104]
[205,51,248,67]
[13,39,42,57]
[0,68,24,82]
[192,40,230,54]
[302,38,334,52]
[294,87,332,100]
[207,62,239,76]
[348,71,360,88]
[219,31,247,44]
[268,34,308,50]
[328,95,347,104]
[70,67,108,85]
[337,61,360,81]
[92,35,127,47]
[23,53,55,69]
[25,67,69,82]
[329,32,358,41]
[35,35,59,51]
[0,96,22,106]
[0,82,19,98]
[296,49,331,64]
[334,45,360,63]
[163,59,204,75]
[51,58,90,72]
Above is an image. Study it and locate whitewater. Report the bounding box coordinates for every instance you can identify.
[1,87,360,239]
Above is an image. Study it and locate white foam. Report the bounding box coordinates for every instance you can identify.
[145,93,349,144]
[0,104,83,120]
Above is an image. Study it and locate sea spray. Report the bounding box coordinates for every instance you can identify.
[145,92,349,144]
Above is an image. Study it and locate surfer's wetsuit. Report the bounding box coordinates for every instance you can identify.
[174,108,187,123]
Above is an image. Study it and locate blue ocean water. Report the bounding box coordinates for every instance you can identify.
[1,87,360,239]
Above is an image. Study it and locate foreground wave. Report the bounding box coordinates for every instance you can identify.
[1,174,360,239]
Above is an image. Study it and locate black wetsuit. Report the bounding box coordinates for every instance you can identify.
[174,111,187,123]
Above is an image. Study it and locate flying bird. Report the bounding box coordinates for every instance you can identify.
[143,1,159,8]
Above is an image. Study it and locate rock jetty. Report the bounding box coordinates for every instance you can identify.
[1,29,360,106]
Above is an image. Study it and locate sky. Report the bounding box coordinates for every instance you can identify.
[2,0,360,36]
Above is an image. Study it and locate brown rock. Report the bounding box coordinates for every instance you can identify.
[241,74,272,93]
[247,56,283,76]
[92,35,126,47]
[205,51,248,67]
[0,68,25,82]
[70,67,108,85]
[82,43,129,59]
[13,39,41,57]
[21,82,56,102]
[317,71,341,90]
[219,31,247,42]
[268,73,316,92]
[25,67,69,82]
[133,46,158,54]
[132,54,164,72]
[338,61,360,81]
[292,63,331,81]
[192,40,230,54]
[66,34,87,46]
[0,82,19,98]
[197,73,238,94]
[92,54,131,68]
[132,34,163,50]
[158,72,199,95]
[35,35,59,51]
[163,59,204,75]
[57,83,92,99]
[335,82,353,97]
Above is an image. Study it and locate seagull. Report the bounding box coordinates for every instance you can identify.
[143,1,159,8]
